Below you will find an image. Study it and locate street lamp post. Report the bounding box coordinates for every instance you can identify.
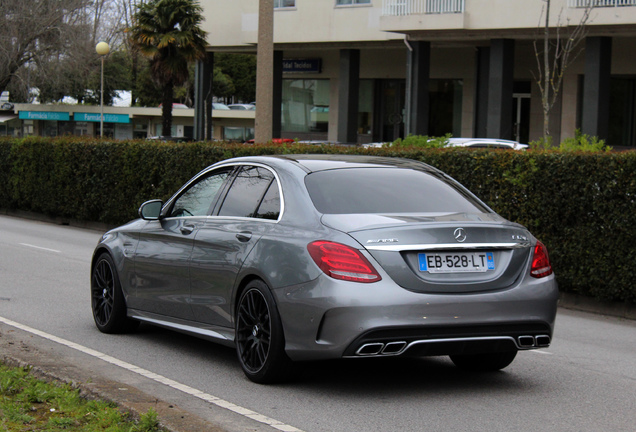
[95,41,110,137]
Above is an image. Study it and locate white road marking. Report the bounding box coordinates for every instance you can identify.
[0,315,304,432]
[19,243,61,253]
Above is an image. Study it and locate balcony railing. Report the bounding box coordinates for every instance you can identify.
[381,0,465,16]
[569,0,636,6]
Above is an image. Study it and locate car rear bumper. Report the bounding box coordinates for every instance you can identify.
[274,274,559,361]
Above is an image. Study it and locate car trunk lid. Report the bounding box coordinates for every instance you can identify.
[321,213,533,294]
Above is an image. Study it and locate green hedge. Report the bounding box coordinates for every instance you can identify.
[1,137,634,303]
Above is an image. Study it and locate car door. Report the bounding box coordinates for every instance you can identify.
[189,164,282,327]
[131,167,234,319]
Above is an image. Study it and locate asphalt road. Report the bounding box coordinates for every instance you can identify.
[0,214,635,432]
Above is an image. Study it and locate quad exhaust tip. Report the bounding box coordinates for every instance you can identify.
[356,341,407,356]
[518,335,551,348]
[354,335,551,357]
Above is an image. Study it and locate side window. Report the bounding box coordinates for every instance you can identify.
[218,166,279,219]
[254,180,281,220]
[169,170,230,217]
[336,0,370,5]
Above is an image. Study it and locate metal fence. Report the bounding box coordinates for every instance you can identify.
[569,0,636,7]
[381,0,465,16]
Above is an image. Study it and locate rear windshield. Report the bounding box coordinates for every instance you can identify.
[305,168,489,214]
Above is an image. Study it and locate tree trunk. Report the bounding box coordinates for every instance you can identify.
[543,0,551,140]
[161,81,174,137]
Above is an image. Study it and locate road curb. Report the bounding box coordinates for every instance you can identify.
[558,292,636,321]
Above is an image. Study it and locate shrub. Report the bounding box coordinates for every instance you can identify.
[0,137,634,303]
[530,130,612,152]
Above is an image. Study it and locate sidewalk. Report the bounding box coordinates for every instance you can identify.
[558,292,636,321]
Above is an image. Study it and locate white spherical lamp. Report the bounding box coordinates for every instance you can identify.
[96,41,110,56]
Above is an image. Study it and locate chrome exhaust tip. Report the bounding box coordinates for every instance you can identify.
[535,335,551,347]
[518,335,535,348]
[382,341,407,355]
[356,343,384,356]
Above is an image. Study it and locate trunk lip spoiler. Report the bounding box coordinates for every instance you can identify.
[365,242,531,252]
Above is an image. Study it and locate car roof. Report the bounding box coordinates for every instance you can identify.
[220,154,440,175]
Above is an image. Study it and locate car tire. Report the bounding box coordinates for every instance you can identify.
[236,280,292,384]
[91,253,139,334]
[449,350,518,372]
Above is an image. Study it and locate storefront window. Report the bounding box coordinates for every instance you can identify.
[608,78,636,147]
[223,127,254,142]
[282,79,330,134]
[429,79,463,137]
[42,120,58,137]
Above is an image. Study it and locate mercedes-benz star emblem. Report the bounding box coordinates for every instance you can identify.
[454,228,467,243]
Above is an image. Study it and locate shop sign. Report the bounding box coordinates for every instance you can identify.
[74,113,130,123]
[19,111,70,121]
[283,58,322,73]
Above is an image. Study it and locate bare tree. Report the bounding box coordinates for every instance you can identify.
[0,0,93,97]
[533,0,594,141]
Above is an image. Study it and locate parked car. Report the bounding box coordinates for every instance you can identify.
[212,103,230,110]
[91,155,558,383]
[146,136,189,143]
[245,138,295,144]
[446,138,529,150]
[158,103,189,109]
[228,103,255,110]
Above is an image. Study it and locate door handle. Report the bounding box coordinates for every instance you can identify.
[236,232,252,242]
[180,224,195,235]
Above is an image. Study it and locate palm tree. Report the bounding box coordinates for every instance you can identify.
[129,0,207,137]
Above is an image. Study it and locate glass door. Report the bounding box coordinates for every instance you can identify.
[380,80,405,142]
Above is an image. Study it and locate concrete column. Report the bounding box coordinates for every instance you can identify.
[474,47,490,138]
[337,49,360,144]
[406,41,430,136]
[582,36,612,140]
[486,39,515,139]
[255,0,274,144]
[194,52,213,141]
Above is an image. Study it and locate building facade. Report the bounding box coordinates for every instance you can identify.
[197,0,636,147]
[0,103,255,142]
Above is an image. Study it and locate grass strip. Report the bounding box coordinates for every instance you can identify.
[0,362,160,431]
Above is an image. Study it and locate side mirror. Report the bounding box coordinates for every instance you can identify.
[139,200,163,220]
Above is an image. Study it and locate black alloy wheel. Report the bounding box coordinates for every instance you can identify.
[91,253,138,334]
[236,280,291,383]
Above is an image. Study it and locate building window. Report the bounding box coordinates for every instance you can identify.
[608,77,636,147]
[282,79,330,134]
[336,0,371,5]
[274,0,295,8]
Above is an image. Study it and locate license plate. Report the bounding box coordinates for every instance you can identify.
[418,252,495,273]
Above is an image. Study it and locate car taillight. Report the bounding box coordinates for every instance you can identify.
[530,241,553,278]
[307,241,381,283]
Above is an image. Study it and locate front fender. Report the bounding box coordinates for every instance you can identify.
[91,219,145,300]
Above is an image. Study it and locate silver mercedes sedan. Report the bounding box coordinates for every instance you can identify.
[91,155,558,383]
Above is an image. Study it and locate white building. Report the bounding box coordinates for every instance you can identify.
[195,0,636,147]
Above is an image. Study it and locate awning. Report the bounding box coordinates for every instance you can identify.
[0,114,17,123]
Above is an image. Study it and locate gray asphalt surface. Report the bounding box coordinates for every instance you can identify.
[1,214,635,432]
